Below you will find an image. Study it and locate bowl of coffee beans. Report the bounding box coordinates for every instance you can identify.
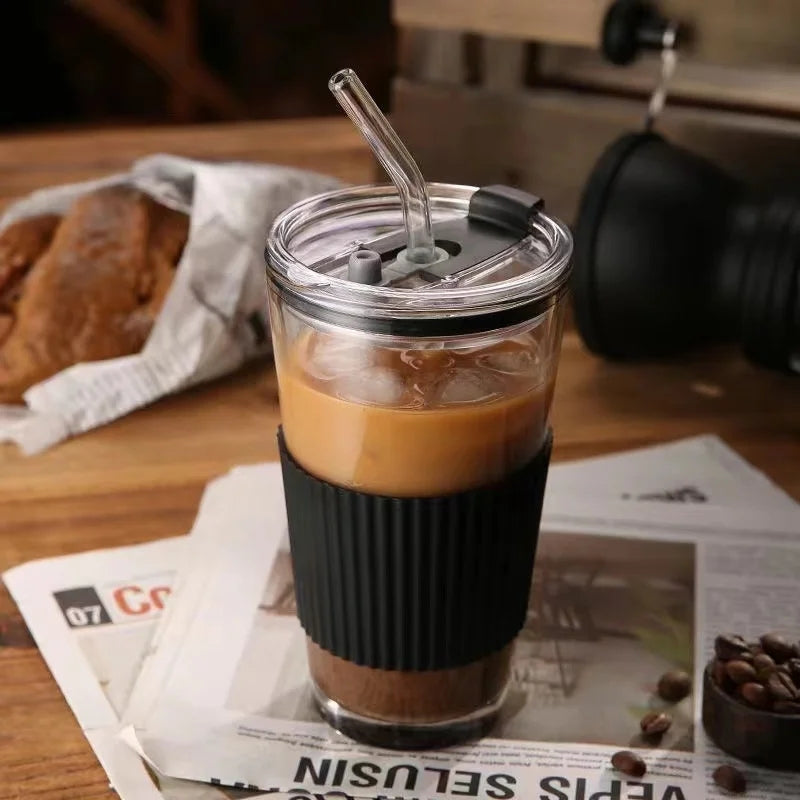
[702,632,800,770]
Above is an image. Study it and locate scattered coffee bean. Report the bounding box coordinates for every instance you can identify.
[712,764,746,794]
[766,670,798,702]
[752,652,775,672]
[786,658,800,683]
[715,634,749,661]
[738,681,770,710]
[640,711,672,736]
[760,632,794,664]
[611,750,647,778]
[725,660,757,685]
[658,669,692,702]
[772,700,800,714]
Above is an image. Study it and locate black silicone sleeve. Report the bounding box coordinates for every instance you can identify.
[278,428,552,671]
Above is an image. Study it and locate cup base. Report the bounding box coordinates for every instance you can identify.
[311,679,505,750]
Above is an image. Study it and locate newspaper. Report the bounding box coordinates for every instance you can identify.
[545,434,797,511]
[3,535,183,799]
[4,436,798,800]
[118,465,800,800]
[2,465,295,800]
[0,156,339,455]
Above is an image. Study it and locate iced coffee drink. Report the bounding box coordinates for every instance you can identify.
[278,328,554,727]
[267,178,571,748]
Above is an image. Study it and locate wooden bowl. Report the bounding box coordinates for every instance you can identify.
[702,664,800,770]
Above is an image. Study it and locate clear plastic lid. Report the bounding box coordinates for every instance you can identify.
[266,182,572,337]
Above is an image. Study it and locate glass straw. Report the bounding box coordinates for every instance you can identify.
[329,68,436,265]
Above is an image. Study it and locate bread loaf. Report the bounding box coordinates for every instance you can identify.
[0,187,188,402]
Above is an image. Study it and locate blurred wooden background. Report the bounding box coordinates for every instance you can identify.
[0,0,394,130]
[5,0,800,226]
[391,0,800,223]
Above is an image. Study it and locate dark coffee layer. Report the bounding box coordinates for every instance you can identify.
[308,639,511,724]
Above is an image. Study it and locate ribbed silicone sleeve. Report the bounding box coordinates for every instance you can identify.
[278,428,551,671]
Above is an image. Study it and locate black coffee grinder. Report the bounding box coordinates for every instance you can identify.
[573,0,800,374]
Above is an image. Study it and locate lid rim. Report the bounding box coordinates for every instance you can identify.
[270,278,567,337]
[265,183,573,327]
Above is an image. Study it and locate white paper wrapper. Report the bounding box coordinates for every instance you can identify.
[0,155,340,454]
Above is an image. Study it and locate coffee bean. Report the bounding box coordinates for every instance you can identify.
[725,660,757,685]
[712,659,731,689]
[752,653,775,672]
[657,669,692,701]
[611,750,647,777]
[786,658,800,683]
[773,700,800,714]
[766,670,798,702]
[712,764,746,794]
[755,666,777,684]
[715,634,749,661]
[760,632,794,663]
[738,681,770,709]
[640,711,672,736]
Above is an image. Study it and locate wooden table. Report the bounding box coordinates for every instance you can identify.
[0,119,798,799]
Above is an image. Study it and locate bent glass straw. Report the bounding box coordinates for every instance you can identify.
[329,68,436,265]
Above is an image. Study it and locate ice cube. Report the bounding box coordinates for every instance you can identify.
[432,368,503,406]
[334,367,406,406]
[476,343,538,374]
[400,348,455,372]
[304,334,373,380]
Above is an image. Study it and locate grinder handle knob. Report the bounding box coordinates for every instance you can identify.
[601,0,681,65]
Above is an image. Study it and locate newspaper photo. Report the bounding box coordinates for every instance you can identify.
[121,448,800,800]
